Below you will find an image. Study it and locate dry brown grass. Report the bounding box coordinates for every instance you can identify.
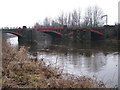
[2,40,106,89]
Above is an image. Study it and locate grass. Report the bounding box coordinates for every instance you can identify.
[2,40,107,89]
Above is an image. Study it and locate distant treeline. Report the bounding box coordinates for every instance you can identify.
[34,6,106,28]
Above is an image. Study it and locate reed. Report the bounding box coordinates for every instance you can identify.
[2,40,106,88]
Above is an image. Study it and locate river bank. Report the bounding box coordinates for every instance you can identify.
[2,40,108,89]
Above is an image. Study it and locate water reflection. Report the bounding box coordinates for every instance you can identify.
[6,35,118,88]
[6,33,18,48]
[28,40,118,88]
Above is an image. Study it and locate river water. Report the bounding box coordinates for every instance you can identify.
[6,33,119,88]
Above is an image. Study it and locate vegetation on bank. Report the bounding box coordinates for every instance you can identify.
[2,40,106,89]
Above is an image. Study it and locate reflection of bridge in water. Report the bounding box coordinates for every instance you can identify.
[0,25,116,42]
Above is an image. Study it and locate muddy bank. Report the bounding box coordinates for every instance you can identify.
[2,40,106,89]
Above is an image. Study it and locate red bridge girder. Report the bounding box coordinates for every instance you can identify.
[1,30,23,37]
[37,30,64,36]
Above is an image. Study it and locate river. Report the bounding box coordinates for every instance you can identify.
[6,33,119,88]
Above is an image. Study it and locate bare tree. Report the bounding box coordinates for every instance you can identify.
[83,7,93,27]
[35,9,81,27]
[71,10,78,26]
[34,22,39,28]
[57,13,67,25]
[71,9,81,27]
[51,19,60,26]
[43,17,51,26]
[83,6,104,27]
[93,6,104,27]
[77,9,81,27]
[35,6,104,28]
[63,14,68,25]
[67,13,71,26]
[57,12,64,25]
[34,22,42,28]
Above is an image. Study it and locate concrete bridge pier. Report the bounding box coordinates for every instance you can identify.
[84,28,91,49]
[18,29,37,45]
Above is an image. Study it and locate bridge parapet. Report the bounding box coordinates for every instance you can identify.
[34,25,64,29]
[1,25,107,41]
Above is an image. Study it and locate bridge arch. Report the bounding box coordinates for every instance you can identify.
[37,30,64,39]
[90,30,103,36]
[90,30,104,40]
[67,29,104,40]
[67,30,103,36]
[2,31,23,37]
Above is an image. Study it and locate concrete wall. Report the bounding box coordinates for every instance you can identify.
[118,1,120,23]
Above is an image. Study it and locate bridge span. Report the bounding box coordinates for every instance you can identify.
[0,26,106,42]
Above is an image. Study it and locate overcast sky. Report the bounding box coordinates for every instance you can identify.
[0,0,119,27]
